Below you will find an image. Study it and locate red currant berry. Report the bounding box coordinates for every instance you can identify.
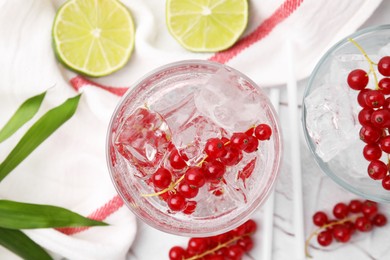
[231,225,246,237]
[355,216,373,232]
[230,133,250,150]
[313,211,328,227]
[364,90,385,108]
[237,236,254,252]
[151,167,172,189]
[380,136,390,153]
[348,200,363,213]
[372,213,387,227]
[169,246,186,260]
[243,135,259,153]
[188,238,209,253]
[317,230,333,246]
[333,225,351,243]
[202,160,226,179]
[358,108,374,126]
[371,109,390,129]
[204,138,226,159]
[379,77,390,94]
[367,160,388,180]
[168,148,187,170]
[359,125,382,144]
[382,175,390,190]
[185,167,206,188]
[183,201,197,215]
[385,97,390,110]
[357,89,370,108]
[347,69,368,90]
[167,194,186,211]
[244,219,258,233]
[363,144,382,161]
[245,127,255,136]
[343,221,356,234]
[220,137,230,144]
[211,233,230,244]
[332,203,349,219]
[254,124,272,140]
[361,200,378,218]
[220,146,243,166]
[177,182,199,199]
[378,56,390,76]
[226,245,244,260]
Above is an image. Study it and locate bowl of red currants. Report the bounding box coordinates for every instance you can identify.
[107,60,282,236]
[303,25,390,202]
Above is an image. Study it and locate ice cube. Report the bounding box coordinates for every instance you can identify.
[115,108,172,177]
[304,83,360,162]
[194,68,263,131]
[172,115,227,165]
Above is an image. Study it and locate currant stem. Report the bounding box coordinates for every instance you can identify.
[141,174,185,197]
[348,38,379,90]
[304,217,355,258]
[184,232,253,260]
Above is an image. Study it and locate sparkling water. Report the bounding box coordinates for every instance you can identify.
[113,66,276,218]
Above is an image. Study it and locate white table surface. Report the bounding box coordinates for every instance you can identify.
[127,2,390,260]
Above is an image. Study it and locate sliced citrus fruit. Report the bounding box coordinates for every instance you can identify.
[166,0,248,52]
[52,0,135,77]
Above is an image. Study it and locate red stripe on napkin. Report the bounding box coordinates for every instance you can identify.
[56,195,124,235]
[209,0,304,63]
[70,75,128,96]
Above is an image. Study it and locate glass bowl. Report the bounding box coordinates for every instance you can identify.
[106,60,282,236]
[302,25,390,202]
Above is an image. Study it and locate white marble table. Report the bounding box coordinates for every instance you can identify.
[128,2,390,259]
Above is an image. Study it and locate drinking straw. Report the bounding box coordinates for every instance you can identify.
[286,42,305,259]
[261,88,280,260]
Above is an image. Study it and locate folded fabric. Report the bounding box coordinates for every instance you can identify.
[0,0,382,259]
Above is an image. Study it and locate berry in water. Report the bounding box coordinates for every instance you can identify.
[204,138,226,159]
[230,132,249,150]
[151,167,172,189]
[168,148,188,170]
[254,124,272,140]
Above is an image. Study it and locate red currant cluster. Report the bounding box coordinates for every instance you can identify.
[147,124,272,214]
[346,42,390,189]
[305,199,387,257]
[169,219,257,260]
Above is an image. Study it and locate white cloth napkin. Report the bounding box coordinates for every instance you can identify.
[0,0,383,259]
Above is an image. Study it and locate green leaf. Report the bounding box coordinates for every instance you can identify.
[0,200,107,229]
[0,91,46,143]
[0,95,81,182]
[0,227,52,260]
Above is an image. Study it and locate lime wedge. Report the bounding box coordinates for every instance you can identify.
[52,0,135,77]
[166,0,248,52]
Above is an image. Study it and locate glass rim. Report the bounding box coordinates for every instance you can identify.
[106,59,283,235]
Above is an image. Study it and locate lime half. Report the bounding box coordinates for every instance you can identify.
[166,0,248,52]
[52,0,135,77]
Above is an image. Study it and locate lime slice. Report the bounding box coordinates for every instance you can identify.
[52,0,135,77]
[166,0,248,52]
